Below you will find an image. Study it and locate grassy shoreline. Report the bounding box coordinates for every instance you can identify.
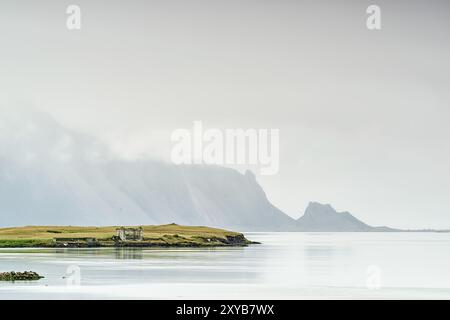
[0,224,255,248]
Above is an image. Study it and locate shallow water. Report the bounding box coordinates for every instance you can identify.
[0,232,450,299]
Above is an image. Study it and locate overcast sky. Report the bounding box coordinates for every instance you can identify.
[1,0,449,229]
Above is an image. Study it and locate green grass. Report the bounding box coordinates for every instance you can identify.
[0,239,53,248]
[0,224,251,248]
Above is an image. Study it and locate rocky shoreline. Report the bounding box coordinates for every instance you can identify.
[0,271,44,281]
[51,234,258,248]
[0,225,259,248]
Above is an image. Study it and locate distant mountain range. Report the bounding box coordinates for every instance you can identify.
[0,109,294,230]
[0,108,445,232]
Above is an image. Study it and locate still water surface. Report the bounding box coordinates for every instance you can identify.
[1,232,450,299]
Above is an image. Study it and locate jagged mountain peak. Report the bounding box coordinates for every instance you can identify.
[297,201,373,232]
[304,202,336,217]
[0,108,405,232]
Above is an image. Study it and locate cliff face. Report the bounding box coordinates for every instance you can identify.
[0,109,295,231]
[0,109,403,232]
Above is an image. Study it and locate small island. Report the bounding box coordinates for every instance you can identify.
[0,224,256,248]
[0,271,44,281]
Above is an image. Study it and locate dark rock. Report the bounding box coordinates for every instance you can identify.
[0,271,44,281]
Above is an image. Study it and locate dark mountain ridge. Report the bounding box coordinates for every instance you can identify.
[0,108,446,232]
[296,202,399,232]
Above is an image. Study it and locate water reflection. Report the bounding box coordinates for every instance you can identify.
[0,233,450,299]
[114,248,143,260]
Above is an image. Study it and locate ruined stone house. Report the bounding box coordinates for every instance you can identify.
[116,227,144,241]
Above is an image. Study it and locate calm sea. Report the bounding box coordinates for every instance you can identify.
[1,232,450,299]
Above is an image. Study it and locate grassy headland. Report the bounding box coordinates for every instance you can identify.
[0,224,255,248]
